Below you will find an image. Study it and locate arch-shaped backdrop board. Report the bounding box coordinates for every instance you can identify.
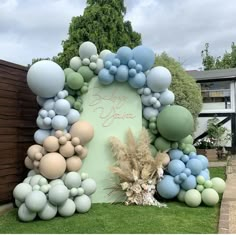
[80,77,142,202]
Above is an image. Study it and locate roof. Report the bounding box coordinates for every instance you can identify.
[187,68,236,82]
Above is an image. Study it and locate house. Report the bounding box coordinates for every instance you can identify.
[187,68,236,154]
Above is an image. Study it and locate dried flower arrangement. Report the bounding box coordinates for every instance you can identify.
[109,128,169,207]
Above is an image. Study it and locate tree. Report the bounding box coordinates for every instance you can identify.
[155,53,202,126]
[55,0,141,68]
[201,42,236,70]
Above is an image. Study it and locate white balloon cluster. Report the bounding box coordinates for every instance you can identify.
[138,66,175,121]
[13,170,96,221]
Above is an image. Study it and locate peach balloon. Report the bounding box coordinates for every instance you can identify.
[39,153,66,179]
[59,136,67,145]
[27,145,42,160]
[55,130,64,138]
[64,133,71,141]
[66,156,82,171]
[71,137,80,146]
[79,147,88,160]
[69,121,94,145]
[25,156,34,169]
[59,141,75,158]
[43,136,60,152]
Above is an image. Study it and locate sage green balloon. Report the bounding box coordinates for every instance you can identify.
[156,105,194,141]
[18,203,37,222]
[179,135,194,145]
[38,202,57,220]
[64,68,74,80]
[78,66,94,82]
[13,183,32,202]
[149,144,157,157]
[154,136,171,151]
[74,195,91,213]
[211,177,226,194]
[177,189,186,202]
[67,72,84,90]
[183,144,196,154]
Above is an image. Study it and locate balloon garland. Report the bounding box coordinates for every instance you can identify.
[12,41,226,222]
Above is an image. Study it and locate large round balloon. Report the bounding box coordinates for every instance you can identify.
[147,66,172,92]
[132,46,155,72]
[157,175,180,199]
[79,41,97,59]
[156,105,194,141]
[27,60,65,98]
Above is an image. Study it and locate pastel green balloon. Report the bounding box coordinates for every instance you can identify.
[202,188,219,206]
[78,66,94,82]
[177,189,186,202]
[196,184,204,192]
[204,180,213,188]
[197,175,205,185]
[183,144,196,154]
[149,144,157,157]
[67,72,84,90]
[156,105,194,141]
[184,189,201,207]
[211,177,226,194]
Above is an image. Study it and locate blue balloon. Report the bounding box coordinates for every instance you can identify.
[112,58,121,67]
[116,46,133,65]
[98,69,114,85]
[168,149,184,160]
[167,159,186,176]
[198,170,210,180]
[174,175,182,184]
[104,61,112,69]
[128,72,146,89]
[136,64,143,73]
[181,154,189,163]
[186,159,203,176]
[181,175,197,190]
[189,152,197,158]
[157,175,180,199]
[109,66,117,75]
[132,45,155,72]
[183,168,192,176]
[103,53,116,63]
[128,60,136,69]
[115,65,129,82]
[128,68,136,77]
[196,155,209,169]
[179,172,187,181]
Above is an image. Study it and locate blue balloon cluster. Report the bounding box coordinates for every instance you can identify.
[157,150,209,199]
[98,45,155,88]
[35,90,80,145]
[138,87,175,120]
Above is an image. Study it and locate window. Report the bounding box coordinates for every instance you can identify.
[200,81,234,113]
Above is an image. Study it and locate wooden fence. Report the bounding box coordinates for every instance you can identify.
[0,60,38,204]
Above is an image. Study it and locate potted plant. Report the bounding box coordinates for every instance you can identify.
[195,117,232,160]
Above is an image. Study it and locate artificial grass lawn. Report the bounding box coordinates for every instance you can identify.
[0,167,225,234]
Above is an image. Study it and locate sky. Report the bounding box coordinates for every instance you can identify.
[1,0,236,70]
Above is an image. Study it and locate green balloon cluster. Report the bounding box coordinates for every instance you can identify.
[177,176,226,207]
[63,42,104,113]
[13,171,96,222]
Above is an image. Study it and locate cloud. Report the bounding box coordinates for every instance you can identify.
[125,0,236,69]
[1,0,236,70]
[0,0,86,65]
